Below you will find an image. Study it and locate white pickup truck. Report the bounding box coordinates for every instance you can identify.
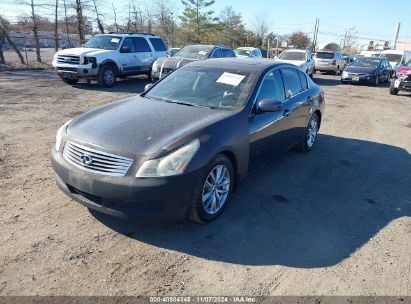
[52,33,167,87]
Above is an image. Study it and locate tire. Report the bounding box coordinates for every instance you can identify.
[295,112,320,153]
[189,154,234,224]
[373,75,379,87]
[98,65,116,88]
[341,79,347,85]
[60,77,79,85]
[335,66,341,75]
[389,80,399,95]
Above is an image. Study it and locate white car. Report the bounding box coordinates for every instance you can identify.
[234,47,262,58]
[52,33,167,87]
[380,50,411,69]
[274,49,315,78]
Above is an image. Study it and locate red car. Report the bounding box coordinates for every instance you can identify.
[390,61,411,95]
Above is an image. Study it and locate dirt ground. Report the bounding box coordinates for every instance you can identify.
[0,70,410,297]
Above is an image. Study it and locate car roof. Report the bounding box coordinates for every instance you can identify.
[283,49,307,53]
[98,33,162,38]
[381,50,405,54]
[359,56,382,60]
[187,58,297,73]
[236,47,257,50]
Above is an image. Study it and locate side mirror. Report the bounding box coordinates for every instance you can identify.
[258,99,283,113]
[120,46,131,53]
[144,83,153,92]
[308,58,311,62]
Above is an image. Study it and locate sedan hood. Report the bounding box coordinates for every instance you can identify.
[345,66,376,74]
[57,47,115,57]
[155,57,198,69]
[67,96,234,156]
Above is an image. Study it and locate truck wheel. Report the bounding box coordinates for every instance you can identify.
[60,77,79,85]
[389,80,399,95]
[98,65,116,88]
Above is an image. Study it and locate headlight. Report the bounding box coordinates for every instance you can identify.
[83,57,96,64]
[55,120,72,152]
[397,73,407,79]
[152,61,158,72]
[342,71,348,78]
[136,139,200,177]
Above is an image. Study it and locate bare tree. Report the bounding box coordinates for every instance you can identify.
[54,0,59,51]
[63,0,71,47]
[29,0,42,62]
[92,0,104,34]
[0,17,25,64]
[111,3,119,32]
[75,0,85,44]
[253,11,270,47]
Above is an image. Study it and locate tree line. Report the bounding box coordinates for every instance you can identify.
[0,0,313,65]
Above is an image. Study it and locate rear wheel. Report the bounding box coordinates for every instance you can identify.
[295,112,320,153]
[60,77,79,85]
[373,75,380,87]
[389,80,399,95]
[98,65,116,88]
[335,66,341,75]
[189,154,234,223]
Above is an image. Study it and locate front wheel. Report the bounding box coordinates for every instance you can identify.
[295,112,320,153]
[189,154,234,223]
[373,76,379,87]
[98,65,116,88]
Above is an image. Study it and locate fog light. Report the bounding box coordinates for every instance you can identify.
[83,69,88,74]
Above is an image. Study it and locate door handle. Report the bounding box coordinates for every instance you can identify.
[283,109,290,117]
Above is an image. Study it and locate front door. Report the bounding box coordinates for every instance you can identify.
[118,37,139,74]
[133,37,154,72]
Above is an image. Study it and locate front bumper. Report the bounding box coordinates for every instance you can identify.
[341,74,376,84]
[151,67,175,80]
[53,63,99,78]
[51,146,203,223]
[393,78,411,91]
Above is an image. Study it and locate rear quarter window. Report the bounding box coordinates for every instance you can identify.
[298,71,308,90]
[149,38,167,52]
[281,68,303,98]
[133,37,152,52]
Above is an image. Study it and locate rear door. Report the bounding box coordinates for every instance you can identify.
[132,37,154,72]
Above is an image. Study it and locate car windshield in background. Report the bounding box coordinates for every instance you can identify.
[173,46,213,60]
[235,49,251,56]
[405,60,411,68]
[380,53,403,63]
[351,58,380,68]
[279,52,306,61]
[316,52,334,59]
[84,35,122,50]
[145,67,256,109]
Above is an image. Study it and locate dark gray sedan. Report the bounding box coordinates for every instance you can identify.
[51,58,325,223]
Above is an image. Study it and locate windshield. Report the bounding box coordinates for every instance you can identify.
[405,60,411,68]
[315,52,334,59]
[84,35,122,50]
[235,49,251,56]
[173,45,213,60]
[350,58,381,68]
[380,53,403,64]
[279,51,306,61]
[145,66,256,109]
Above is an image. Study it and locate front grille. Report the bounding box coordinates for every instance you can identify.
[57,67,77,72]
[57,55,80,64]
[63,141,133,177]
[68,185,103,205]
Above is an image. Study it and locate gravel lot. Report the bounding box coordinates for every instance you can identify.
[0,70,410,297]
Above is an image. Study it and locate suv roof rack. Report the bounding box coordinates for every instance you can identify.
[108,32,155,36]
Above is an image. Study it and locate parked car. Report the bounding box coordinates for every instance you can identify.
[274,49,315,78]
[389,60,411,95]
[380,50,411,69]
[314,51,346,74]
[151,44,236,81]
[52,32,167,87]
[234,47,262,58]
[51,59,325,224]
[359,50,382,57]
[341,57,391,86]
[167,47,181,57]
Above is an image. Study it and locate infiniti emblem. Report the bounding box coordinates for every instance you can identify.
[80,154,93,165]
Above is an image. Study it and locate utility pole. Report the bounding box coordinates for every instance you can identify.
[112,3,119,32]
[343,30,347,49]
[312,18,319,52]
[267,38,270,58]
[393,23,401,50]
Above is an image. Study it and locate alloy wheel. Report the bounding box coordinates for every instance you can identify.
[201,164,231,215]
[104,70,115,86]
[307,115,318,148]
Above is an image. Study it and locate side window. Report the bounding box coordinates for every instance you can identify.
[149,38,167,52]
[255,69,285,104]
[281,68,303,98]
[211,49,223,58]
[298,70,308,90]
[222,49,233,57]
[120,38,135,53]
[133,37,152,52]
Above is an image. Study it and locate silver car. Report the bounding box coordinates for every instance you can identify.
[314,51,346,75]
